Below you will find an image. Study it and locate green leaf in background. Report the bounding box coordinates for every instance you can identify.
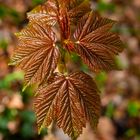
[21,86,34,103]
[96,0,116,12]
[0,108,18,134]
[71,52,81,62]
[20,110,36,124]
[95,71,107,89]
[80,63,89,72]
[0,5,21,24]
[105,102,115,118]
[0,39,8,50]
[3,108,18,120]
[20,123,35,138]
[32,0,45,5]
[127,101,140,117]
[8,9,21,24]
[0,5,7,19]
[0,116,8,130]
[125,129,136,138]
[20,110,36,137]
[71,52,89,72]
[0,71,24,90]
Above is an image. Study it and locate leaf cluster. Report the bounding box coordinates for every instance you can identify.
[10,0,124,139]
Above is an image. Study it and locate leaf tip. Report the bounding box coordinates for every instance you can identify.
[14,32,21,37]
[8,61,16,66]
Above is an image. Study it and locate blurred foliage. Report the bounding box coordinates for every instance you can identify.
[127,101,140,117]
[32,0,45,5]
[0,40,8,50]
[0,5,21,24]
[95,72,107,89]
[96,0,116,12]
[0,75,47,140]
[105,102,115,118]
[0,71,23,89]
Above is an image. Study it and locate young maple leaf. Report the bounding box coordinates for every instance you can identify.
[73,11,124,72]
[34,72,101,139]
[27,0,58,25]
[27,0,90,25]
[10,21,60,86]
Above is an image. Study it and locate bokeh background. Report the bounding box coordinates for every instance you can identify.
[0,0,140,140]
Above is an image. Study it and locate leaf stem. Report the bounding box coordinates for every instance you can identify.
[56,41,68,75]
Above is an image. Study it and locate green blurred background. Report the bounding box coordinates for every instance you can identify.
[0,0,140,140]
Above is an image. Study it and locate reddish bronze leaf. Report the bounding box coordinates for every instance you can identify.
[59,0,91,25]
[28,0,90,26]
[27,0,58,26]
[74,11,124,72]
[10,21,60,86]
[59,7,70,40]
[68,0,91,24]
[63,0,85,9]
[34,72,101,139]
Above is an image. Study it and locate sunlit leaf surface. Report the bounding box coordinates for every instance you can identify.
[11,21,60,86]
[34,72,101,139]
[74,11,124,72]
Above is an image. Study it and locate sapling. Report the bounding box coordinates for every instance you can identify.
[10,0,124,139]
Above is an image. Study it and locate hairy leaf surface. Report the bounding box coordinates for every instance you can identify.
[74,11,124,72]
[27,0,58,25]
[34,72,100,139]
[68,0,91,24]
[28,0,90,26]
[10,21,60,86]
